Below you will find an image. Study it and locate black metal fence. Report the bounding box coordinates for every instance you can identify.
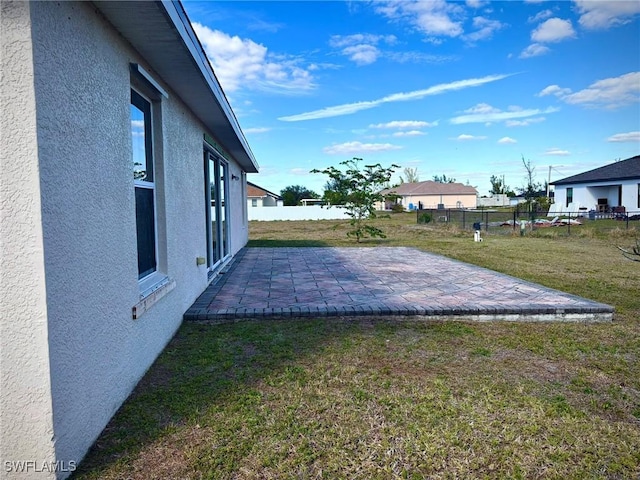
[416,208,640,235]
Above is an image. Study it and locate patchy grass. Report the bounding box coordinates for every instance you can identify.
[74,215,639,479]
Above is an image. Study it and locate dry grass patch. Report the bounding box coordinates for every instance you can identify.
[74,215,639,479]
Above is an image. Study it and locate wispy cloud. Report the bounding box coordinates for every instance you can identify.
[329,33,397,66]
[528,9,554,23]
[450,104,559,124]
[244,127,271,134]
[538,71,640,109]
[464,16,506,43]
[192,23,315,94]
[453,134,487,141]
[506,117,546,127]
[498,137,517,144]
[369,120,438,129]
[544,148,570,156]
[607,131,640,143]
[519,43,550,58]
[374,0,465,39]
[322,141,402,155]
[279,73,513,122]
[393,130,426,137]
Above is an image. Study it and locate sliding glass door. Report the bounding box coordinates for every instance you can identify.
[204,148,230,272]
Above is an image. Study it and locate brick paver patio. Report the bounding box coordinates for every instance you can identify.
[184,247,614,323]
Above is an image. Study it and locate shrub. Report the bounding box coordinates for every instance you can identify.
[418,213,432,224]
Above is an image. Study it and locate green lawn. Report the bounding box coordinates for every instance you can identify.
[73,215,639,479]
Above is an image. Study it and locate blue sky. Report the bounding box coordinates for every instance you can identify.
[183,0,640,196]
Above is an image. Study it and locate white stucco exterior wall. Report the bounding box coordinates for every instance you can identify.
[0,2,250,476]
[0,3,57,478]
[554,180,640,213]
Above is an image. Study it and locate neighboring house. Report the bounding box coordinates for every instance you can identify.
[247,181,283,207]
[1,2,258,477]
[381,181,478,210]
[550,156,640,215]
[477,193,512,208]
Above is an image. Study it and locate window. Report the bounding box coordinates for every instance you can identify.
[131,89,157,279]
[251,198,257,207]
[566,187,573,208]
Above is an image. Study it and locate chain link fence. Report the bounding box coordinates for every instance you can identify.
[416,207,640,235]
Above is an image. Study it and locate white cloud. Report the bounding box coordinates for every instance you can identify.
[329,34,396,66]
[531,18,576,43]
[528,9,554,23]
[498,136,517,144]
[244,127,271,134]
[329,33,397,48]
[454,134,487,141]
[538,85,572,97]
[388,51,458,64]
[575,0,640,30]
[464,16,506,42]
[607,131,640,143]
[342,44,381,65]
[505,117,546,127]
[369,120,438,129]
[450,105,559,124]
[545,148,571,156]
[462,103,501,114]
[192,23,315,94]
[322,141,402,155]
[290,168,310,175]
[374,0,464,38]
[393,130,426,137]
[280,73,513,121]
[131,120,144,129]
[465,0,487,8]
[539,72,640,109]
[519,43,551,58]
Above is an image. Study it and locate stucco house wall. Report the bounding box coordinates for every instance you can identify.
[1,1,257,477]
[554,180,638,212]
[0,2,58,473]
[397,193,478,210]
[550,157,640,215]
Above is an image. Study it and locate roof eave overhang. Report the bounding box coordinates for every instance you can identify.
[93,0,259,173]
[552,176,638,186]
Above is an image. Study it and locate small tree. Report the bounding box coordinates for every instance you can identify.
[489,174,514,196]
[400,167,419,183]
[312,158,399,243]
[322,176,350,205]
[280,185,319,206]
[433,174,456,183]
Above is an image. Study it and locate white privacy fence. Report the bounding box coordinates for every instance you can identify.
[248,205,351,221]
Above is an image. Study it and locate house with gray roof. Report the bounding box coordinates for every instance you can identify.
[550,156,640,215]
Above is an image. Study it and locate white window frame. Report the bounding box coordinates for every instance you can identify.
[130,65,169,298]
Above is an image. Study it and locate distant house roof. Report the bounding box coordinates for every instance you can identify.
[382,181,478,196]
[551,155,640,186]
[247,182,282,200]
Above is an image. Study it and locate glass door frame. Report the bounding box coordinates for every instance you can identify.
[204,145,230,273]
